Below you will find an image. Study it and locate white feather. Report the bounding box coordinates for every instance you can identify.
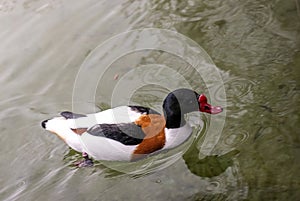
[80,133,137,161]
[44,117,84,153]
[163,124,193,150]
[66,106,142,128]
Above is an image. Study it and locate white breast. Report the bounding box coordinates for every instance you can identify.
[163,124,193,150]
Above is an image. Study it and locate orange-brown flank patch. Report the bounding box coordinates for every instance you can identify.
[132,114,166,161]
[71,128,88,135]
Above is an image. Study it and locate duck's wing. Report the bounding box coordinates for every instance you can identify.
[86,123,145,145]
[63,106,160,129]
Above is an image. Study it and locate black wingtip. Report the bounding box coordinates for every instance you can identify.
[41,119,49,129]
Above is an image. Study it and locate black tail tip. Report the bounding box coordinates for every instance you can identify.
[41,119,49,129]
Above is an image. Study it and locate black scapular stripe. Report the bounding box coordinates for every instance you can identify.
[87,123,145,145]
[60,111,87,119]
[129,106,160,115]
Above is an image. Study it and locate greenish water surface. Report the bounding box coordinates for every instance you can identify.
[0,0,299,200]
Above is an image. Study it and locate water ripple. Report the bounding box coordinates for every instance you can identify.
[214,77,256,104]
[243,2,274,27]
[206,180,221,192]
[23,0,62,13]
[223,130,249,147]
[1,179,27,201]
[0,0,17,13]
[276,82,299,117]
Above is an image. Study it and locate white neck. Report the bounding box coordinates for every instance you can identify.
[163,123,192,150]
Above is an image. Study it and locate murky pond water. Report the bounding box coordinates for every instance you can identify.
[0,0,299,200]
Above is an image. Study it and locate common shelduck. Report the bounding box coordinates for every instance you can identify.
[41,88,223,166]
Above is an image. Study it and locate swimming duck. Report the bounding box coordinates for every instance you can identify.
[41,88,222,166]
